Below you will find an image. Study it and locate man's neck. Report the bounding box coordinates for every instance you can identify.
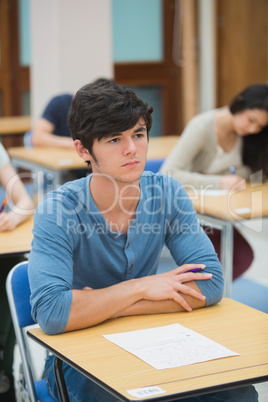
[89,174,141,216]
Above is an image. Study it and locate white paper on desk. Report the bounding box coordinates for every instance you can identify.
[103,323,239,370]
[194,189,228,196]
[234,207,251,214]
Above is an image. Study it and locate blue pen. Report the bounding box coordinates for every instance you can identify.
[186,268,203,273]
[229,166,236,175]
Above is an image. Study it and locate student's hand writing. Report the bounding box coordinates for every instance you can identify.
[139,264,212,312]
[0,212,18,232]
[220,175,245,191]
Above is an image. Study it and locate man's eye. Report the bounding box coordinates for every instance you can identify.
[109,138,118,143]
[136,133,144,138]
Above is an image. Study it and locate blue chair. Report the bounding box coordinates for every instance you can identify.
[6,261,55,402]
[144,158,165,173]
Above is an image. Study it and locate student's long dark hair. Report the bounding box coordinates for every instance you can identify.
[229,84,268,179]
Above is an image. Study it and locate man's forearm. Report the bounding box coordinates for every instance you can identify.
[115,281,207,317]
[65,279,145,332]
[64,268,210,333]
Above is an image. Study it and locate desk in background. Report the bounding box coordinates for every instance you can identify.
[0,116,31,142]
[188,182,268,297]
[147,135,178,158]
[8,146,86,188]
[0,217,34,257]
[28,298,268,402]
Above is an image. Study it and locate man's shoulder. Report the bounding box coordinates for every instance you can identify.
[38,176,89,209]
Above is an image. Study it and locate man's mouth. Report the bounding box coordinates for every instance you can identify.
[122,160,139,167]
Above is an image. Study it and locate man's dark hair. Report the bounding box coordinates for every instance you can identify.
[68,79,153,157]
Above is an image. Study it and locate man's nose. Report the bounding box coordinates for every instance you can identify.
[248,124,257,134]
[123,138,137,154]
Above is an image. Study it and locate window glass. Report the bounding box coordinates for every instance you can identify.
[132,87,162,137]
[19,0,31,66]
[112,0,163,62]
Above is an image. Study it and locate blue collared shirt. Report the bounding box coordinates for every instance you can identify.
[29,172,223,335]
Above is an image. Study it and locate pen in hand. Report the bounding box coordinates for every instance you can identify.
[0,196,9,213]
[229,166,236,175]
[186,267,204,273]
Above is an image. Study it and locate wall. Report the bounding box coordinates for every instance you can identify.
[30,0,113,122]
[198,0,216,113]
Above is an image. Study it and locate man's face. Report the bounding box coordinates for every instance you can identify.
[89,118,148,184]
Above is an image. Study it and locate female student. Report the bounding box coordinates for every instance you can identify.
[0,143,34,401]
[161,84,268,280]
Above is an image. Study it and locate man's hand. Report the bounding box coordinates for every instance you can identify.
[67,264,212,331]
[137,264,212,312]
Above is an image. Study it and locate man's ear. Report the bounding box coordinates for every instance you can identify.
[74,140,91,162]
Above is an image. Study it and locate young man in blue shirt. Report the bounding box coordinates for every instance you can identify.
[28,80,257,401]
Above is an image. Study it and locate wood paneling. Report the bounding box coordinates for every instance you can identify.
[180,0,198,126]
[216,0,268,106]
[0,0,30,117]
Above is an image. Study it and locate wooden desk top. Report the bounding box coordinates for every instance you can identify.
[28,298,268,401]
[8,136,179,171]
[8,146,85,170]
[147,135,178,159]
[0,116,31,135]
[0,217,34,256]
[188,182,268,221]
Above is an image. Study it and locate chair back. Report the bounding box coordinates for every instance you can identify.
[6,261,41,402]
[144,158,165,173]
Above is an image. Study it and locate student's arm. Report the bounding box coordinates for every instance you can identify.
[31,118,74,148]
[161,113,233,189]
[160,115,218,187]
[29,211,212,335]
[29,181,222,335]
[66,265,211,331]
[0,162,35,231]
[111,278,207,318]
[114,181,224,319]
[28,209,212,335]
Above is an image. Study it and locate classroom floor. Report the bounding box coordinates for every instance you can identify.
[13,219,268,401]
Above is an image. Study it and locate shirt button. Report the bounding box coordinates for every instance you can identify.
[126,243,130,248]
[129,264,133,270]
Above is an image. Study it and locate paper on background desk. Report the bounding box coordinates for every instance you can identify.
[103,323,239,370]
